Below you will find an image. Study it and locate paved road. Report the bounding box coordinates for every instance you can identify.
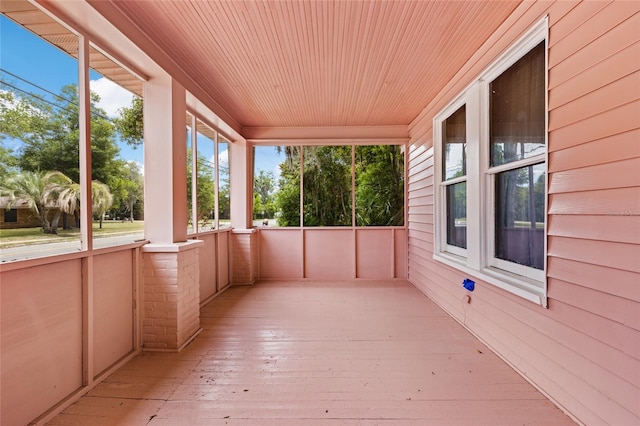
[1,233,145,263]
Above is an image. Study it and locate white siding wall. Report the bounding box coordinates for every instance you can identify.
[407,2,639,425]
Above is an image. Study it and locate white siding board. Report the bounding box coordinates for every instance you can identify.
[465,300,637,426]
[548,1,607,47]
[549,157,640,193]
[549,129,640,172]
[549,278,640,332]
[549,100,640,152]
[548,187,640,215]
[548,256,640,303]
[549,71,640,131]
[467,295,640,419]
[548,214,640,245]
[549,41,639,110]
[549,2,638,72]
[548,235,639,273]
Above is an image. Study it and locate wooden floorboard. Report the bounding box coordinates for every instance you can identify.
[47,280,575,425]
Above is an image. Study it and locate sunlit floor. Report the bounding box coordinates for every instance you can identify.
[47,280,574,425]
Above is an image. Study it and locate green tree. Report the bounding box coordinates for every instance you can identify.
[253,170,276,219]
[274,146,300,226]
[274,145,405,227]
[355,145,404,226]
[114,96,143,146]
[302,146,352,226]
[53,179,114,229]
[109,161,143,222]
[0,84,120,184]
[0,145,18,183]
[186,149,216,228]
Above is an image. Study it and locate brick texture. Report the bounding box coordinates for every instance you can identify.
[142,247,200,350]
[230,231,258,285]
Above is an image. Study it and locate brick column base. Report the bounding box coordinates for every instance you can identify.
[142,240,203,351]
[230,229,258,285]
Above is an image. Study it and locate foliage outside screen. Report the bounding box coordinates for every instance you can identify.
[253,145,404,227]
[1,41,144,238]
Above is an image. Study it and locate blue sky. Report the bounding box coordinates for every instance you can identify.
[1,15,143,165]
[1,15,284,180]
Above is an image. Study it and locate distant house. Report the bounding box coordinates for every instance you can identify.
[0,197,40,229]
[0,197,74,229]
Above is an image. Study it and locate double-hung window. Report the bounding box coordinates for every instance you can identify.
[434,18,548,306]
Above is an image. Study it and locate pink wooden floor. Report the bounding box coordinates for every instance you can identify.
[47,280,575,425]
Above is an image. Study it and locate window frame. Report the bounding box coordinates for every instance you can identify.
[4,208,18,223]
[434,95,470,259]
[433,17,549,306]
[186,110,231,235]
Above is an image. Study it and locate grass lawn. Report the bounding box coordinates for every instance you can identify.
[0,221,144,247]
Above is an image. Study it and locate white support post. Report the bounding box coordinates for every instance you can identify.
[143,75,188,244]
[230,138,251,229]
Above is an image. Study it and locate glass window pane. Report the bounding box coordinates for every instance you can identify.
[90,46,144,248]
[0,14,81,261]
[490,42,545,167]
[495,163,545,269]
[218,135,231,229]
[195,120,216,231]
[253,145,299,227]
[443,105,466,180]
[4,209,18,223]
[355,145,404,226]
[446,182,466,249]
[303,146,352,227]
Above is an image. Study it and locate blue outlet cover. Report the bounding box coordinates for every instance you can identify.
[462,278,475,292]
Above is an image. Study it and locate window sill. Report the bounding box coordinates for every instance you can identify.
[433,252,547,307]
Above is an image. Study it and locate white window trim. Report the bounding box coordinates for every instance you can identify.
[434,93,470,259]
[433,17,549,307]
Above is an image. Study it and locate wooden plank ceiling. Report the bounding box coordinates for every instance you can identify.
[4,0,521,129]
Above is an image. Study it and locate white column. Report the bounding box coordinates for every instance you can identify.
[230,138,252,229]
[143,75,187,243]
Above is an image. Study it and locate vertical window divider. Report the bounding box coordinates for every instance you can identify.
[467,81,482,270]
[351,145,356,278]
[190,115,198,234]
[78,34,95,389]
[351,145,356,228]
[214,130,219,230]
[78,34,92,251]
[299,146,304,228]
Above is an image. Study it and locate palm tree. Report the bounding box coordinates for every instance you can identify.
[1,170,114,233]
[0,170,72,234]
[90,181,113,228]
[52,179,113,229]
[43,171,75,233]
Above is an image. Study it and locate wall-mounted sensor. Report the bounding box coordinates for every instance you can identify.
[463,278,475,292]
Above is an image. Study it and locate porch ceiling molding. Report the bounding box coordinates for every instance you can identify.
[244,125,409,145]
